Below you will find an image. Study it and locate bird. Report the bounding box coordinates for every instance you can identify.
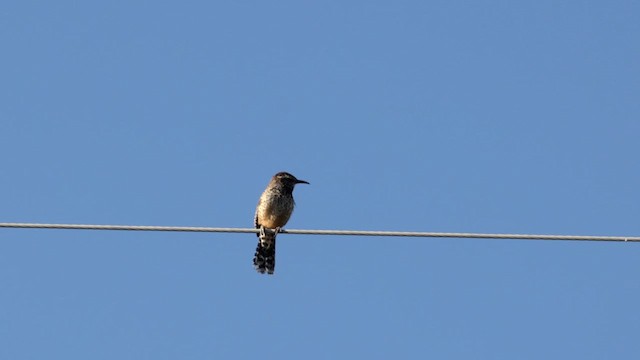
[253,172,309,274]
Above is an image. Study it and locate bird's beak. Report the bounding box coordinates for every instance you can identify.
[296,179,310,185]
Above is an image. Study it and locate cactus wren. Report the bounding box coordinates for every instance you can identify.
[253,172,309,274]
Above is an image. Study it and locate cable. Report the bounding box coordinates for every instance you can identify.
[0,222,637,242]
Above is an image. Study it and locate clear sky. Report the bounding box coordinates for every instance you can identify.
[1,1,639,359]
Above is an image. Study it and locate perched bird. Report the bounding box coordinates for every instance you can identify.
[253,172,309,274]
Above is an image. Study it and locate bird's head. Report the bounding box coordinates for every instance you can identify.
[274,172,309,185]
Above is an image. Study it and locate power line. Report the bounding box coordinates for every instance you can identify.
[0,222,638,242]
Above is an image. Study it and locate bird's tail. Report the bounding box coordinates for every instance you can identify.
[253,229,276,274]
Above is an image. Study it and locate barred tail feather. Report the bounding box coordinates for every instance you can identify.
[253,231,276,274]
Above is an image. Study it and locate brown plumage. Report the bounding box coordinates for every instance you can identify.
[253,172,309,274]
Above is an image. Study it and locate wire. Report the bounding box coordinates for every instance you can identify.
[0,222,637,242]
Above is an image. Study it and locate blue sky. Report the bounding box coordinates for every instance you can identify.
[1,1,639,359]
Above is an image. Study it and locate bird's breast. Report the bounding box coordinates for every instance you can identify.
[257,194,295,228]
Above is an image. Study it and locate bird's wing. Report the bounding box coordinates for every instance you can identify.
[254,197,261,229]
